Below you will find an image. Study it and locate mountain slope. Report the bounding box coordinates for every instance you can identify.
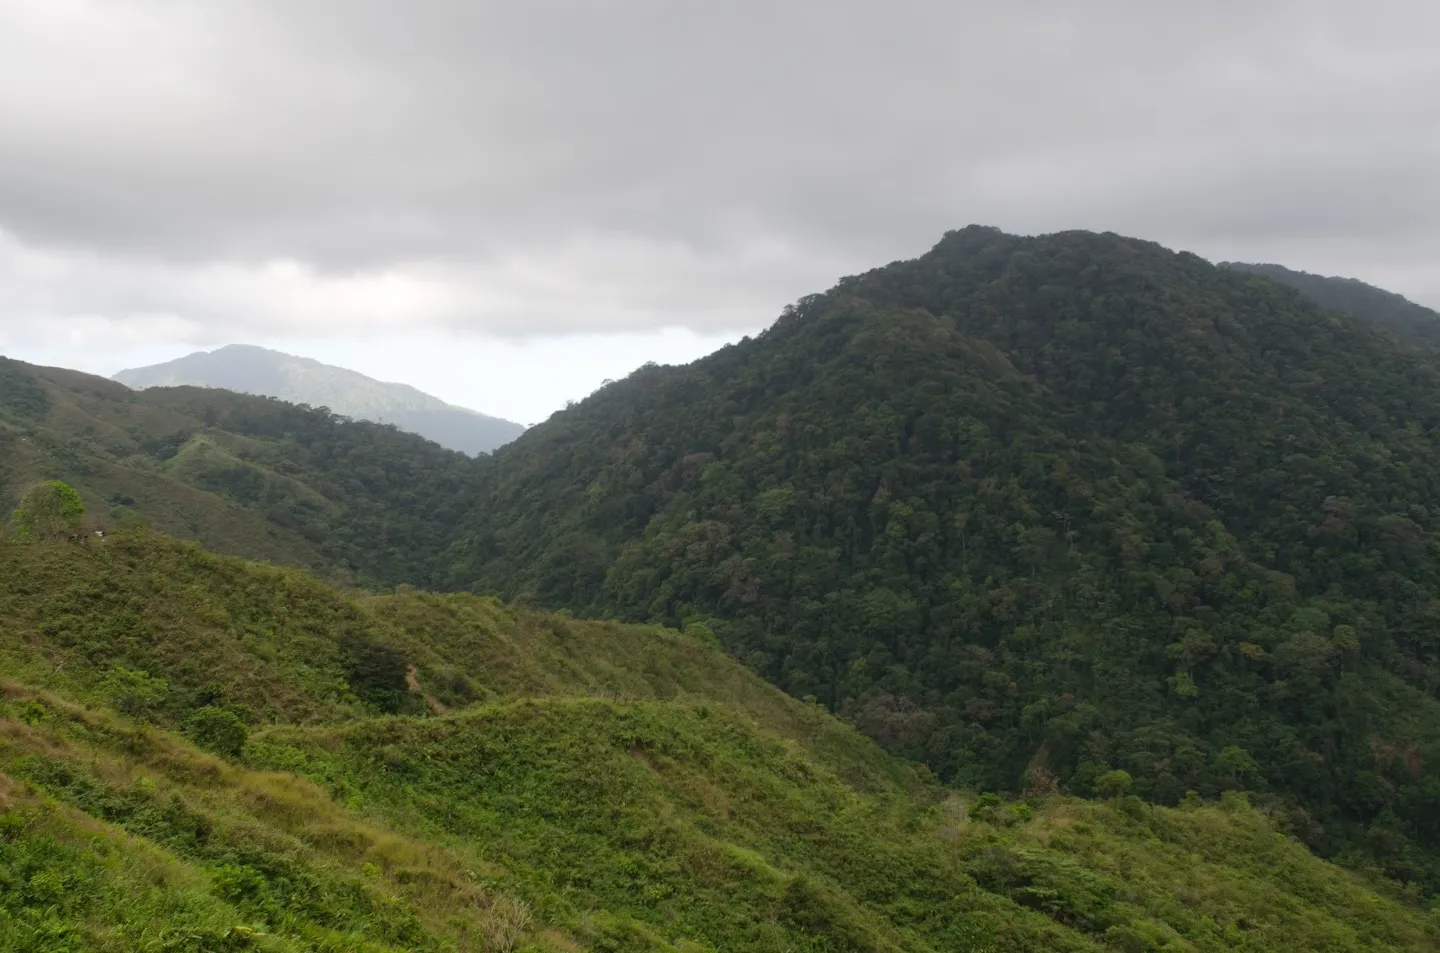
[448,226,1440,891]
[0,356,476,585]
[2,532,1436,952]
[114,344,526,455]
[1220,261,1440,350]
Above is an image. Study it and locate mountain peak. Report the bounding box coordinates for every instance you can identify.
[113,345,524,455]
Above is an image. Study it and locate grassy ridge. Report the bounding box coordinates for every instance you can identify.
[0,533,898,782]
[1,683,514,952]
[1,534,1437,951]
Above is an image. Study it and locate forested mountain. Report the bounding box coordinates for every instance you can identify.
[2,530,1436,951]
[114,344,526,455]
[1221,261,1440,349]
[0,357,476,585]
[449,226,1440,891]
[14,226,1440,904]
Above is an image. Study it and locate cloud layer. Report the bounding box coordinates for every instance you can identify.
[4,0,1440,348]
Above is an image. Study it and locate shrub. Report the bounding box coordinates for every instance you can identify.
[101,665,169,718]
[482,895,533,953]
[185,706,249,759]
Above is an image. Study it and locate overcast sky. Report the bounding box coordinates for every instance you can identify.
[3,1,1439,422]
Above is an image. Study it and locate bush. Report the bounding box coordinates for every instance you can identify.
[482,895,533,953]
[184,706,248,759]
[101,665,169,719]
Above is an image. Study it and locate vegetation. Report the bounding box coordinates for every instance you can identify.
[0,359,478,585]
[449,227,1440,892]
[9,480,87,540]
[14,226,1440,916]
[2,532,1437,951]
[1220,261,1440,350]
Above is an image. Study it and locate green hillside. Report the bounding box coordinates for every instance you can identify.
[3,532,1437,951]
[1220,261,1440,349]
[447,227,1440,891]
[0,357,476,585]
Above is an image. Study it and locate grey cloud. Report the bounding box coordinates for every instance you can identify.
[3,0,1440,339]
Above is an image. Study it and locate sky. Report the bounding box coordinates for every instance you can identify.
[3,1,1440,423]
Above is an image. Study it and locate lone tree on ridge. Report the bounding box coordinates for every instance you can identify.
[10,480,87,540]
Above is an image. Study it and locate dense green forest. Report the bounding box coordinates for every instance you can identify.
[0,358,476,585]
[2,531,1437,951]
[448,227,1440,893]
[1220,261,1440,350]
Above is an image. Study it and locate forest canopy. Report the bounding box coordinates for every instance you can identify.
[447,227,1440,892]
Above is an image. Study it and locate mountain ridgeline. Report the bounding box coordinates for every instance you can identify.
[450,227,1440,890]
[114,344,526,455]
[1220,261,1440,350]
[0,359,474,585]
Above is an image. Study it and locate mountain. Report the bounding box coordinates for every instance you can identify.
[114,344,526,455]
[1220,261,1440,350]
[16,226,1440,905]
[448,226,1440,891]
[2,530,1435,952]
[0,355,477,585]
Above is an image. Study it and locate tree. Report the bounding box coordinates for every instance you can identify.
[185,706,249,759]
[1214,746,1260,791]
[10,480,86,540]
[1094,770,1134,800]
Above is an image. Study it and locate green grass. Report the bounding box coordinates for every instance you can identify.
[2,534,1437,951]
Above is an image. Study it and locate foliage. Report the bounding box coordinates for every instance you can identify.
[449,226,1440,892]
[1,533,1436,951]
[14,223,1440,917]
[0,361,480,585]
[185,706,249,759]
[1222,261,1440,350]
[99,665,169,719]
[10,481,86,541]
[1093,771,1133,799]
[0,356,51,424]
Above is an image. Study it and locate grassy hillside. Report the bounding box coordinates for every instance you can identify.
[3,532,1436,951]
[0,356,477,585]
[114,344,526,455]
[447,227,1440,891]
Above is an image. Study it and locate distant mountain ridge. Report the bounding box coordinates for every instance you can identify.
[113,344,525,454]
[1221,261,1440,349]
